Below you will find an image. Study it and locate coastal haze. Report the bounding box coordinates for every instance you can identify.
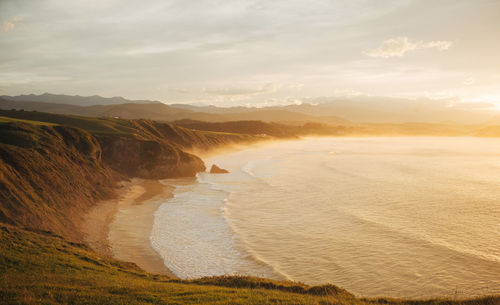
[152,138,500,298]
[1,1,500,304]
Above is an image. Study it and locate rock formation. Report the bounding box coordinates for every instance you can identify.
[210,164,229,174]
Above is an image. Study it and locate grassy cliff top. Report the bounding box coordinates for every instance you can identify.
[0,115,57,126]
[1,224,498,305]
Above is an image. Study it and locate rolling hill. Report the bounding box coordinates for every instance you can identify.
[4,93,499,125]
[0,94,350,125]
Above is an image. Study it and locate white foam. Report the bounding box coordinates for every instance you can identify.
[151,174,280,280]
[150,137,500,298]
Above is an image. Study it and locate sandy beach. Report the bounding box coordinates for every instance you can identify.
[82,178,177,278]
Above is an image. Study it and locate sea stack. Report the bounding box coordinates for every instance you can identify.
[210,164,229,174]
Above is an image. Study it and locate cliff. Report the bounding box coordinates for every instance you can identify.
[96,133,206,179]
[0,122,119,241]
[0,111,261,240]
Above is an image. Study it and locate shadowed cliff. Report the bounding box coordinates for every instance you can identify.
[0,122,119,240]
[0,111,260,240]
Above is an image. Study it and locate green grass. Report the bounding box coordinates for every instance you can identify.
[1,224,498,305]
[0,110,143,134]
[0,109,250,138]
[0,115,57,126]
[0,109,260,157]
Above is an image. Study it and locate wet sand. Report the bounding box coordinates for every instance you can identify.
[82,178,177,278]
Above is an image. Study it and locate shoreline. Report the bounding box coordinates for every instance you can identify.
[80,141,272,279]
[82,178,178,278]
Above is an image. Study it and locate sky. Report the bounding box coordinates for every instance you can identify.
[0,0,499,107]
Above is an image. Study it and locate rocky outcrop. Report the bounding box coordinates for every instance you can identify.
[210,164,229,174]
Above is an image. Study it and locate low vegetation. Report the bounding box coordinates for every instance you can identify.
[0,121,119,240]
[1,224,498,305]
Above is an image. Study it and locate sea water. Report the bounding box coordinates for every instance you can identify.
[150,137,500,298]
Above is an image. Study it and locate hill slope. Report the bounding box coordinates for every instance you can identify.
[0,111,259,240]
[1,224,497,305]
[0,97,218,122]
[0,122,120,241]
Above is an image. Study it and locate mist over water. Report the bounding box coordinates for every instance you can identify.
[151,137,500,298]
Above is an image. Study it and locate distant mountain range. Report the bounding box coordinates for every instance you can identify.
[0,93,160,106]
[0,94,350,125]
[1,93,498,124]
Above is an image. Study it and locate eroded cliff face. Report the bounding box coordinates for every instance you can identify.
[0,123,119,241]
[0,113,266,241]
[97,134,205,179]
[0,121,209,241]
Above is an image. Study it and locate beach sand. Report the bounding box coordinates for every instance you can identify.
[82,178,177,278]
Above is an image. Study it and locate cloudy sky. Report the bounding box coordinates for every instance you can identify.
[1,0,499,106]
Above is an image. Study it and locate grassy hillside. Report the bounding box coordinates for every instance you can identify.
[0,97,227,122]
[0,109,258,145]
[3,100,495,137]
[0,121,120,241]
[0,110,261,179]
[173,119,300,138]
[0,111,261,240]
[172,120,370,137]
[0,115,57,125]
[1,224,498,305]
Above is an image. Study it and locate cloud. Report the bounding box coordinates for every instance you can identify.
[1,0,497,105]
[363,36,452,58]
[2,17,22,32]
[463,77,475,85]
[203,83,279,97]
[162,83,282,104]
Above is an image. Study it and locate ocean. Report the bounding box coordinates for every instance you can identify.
[150,137,500,298]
